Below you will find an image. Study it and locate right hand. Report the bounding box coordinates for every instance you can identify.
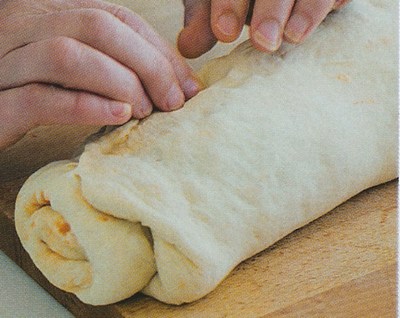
[0,0,201,150]
[178,0,351,58]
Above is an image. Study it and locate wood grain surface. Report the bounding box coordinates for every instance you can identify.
[0,179,397,318]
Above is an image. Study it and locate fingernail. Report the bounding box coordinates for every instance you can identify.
[217,12,239,37]
[110,103,132,118]
[166,84,185,110]
[182,77,201,99]
[284,14,311,43]
[253,20,281,51]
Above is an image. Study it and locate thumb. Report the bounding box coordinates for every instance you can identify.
[178,0,218,58]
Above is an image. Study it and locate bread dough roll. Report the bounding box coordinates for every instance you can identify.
[15,0,397,305]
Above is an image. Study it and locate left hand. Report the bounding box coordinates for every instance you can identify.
[178,0,351,58]
[0,0,201,150]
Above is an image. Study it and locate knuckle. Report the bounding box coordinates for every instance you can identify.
[216,0,247,13]
[146,57,179,103]
[47,37,81,73]
[108,5,129,24]
[116,70,148,110]
[69,91,88,118]
[107,4,147,34]
[81,9,113,41]
[125,71,142,103]
[148,53,173,79]
[70,91,106,123]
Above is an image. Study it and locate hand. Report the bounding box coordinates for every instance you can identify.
[178,0,351,58]
[0,0,201,150]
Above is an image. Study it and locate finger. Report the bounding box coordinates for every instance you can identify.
[333,0,351,10]
[177,0,218,59]
[249,0,296,52]
[95,1,201,99]
[0,84,134,149]
[35,0,201,99]
[0,37,153,118]
[210,0,250,43]
[21,9,186,111]
[283,0,335,44]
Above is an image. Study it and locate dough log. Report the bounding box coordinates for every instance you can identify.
[15,0,397,306]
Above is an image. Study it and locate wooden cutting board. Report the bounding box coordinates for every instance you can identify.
[0,178,397,318]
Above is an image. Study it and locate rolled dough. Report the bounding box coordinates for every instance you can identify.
[15,0,397,306]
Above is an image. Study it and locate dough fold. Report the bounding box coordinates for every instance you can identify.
[15,0,397,305]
